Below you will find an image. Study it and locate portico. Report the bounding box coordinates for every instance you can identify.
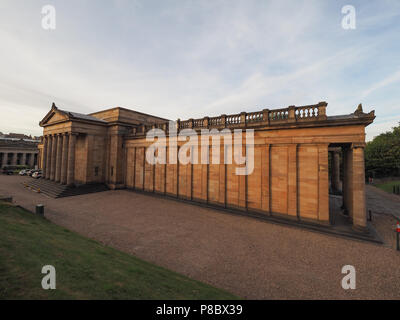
[41,133,77,186]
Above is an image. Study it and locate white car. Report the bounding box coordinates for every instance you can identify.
[32,171,42,179]
[19,169,28,176]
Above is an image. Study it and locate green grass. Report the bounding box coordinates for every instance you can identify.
[375,180,400,194]
[0,202,238,300]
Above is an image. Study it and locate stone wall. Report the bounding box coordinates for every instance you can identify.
[38,102,374,231]
[124,131,332,224]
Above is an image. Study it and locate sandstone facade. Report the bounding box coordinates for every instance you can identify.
[39,102,375,231]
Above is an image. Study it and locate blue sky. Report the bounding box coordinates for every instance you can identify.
[0,0,399,140]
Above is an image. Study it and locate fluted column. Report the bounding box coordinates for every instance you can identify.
[45,136,52,179]
[67,133,77,186]
[55,134,63,182]
[50,135,58,180]
[60,133,69,184]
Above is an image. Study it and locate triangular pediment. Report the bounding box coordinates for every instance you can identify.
[40,103,70,127]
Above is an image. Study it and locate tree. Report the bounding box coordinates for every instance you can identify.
[365,123,400,178]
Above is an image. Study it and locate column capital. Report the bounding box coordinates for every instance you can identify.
[351,142,366,149]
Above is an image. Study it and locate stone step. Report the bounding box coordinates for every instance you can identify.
[24,179,109,198]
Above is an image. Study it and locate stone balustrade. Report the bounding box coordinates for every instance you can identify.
[130,102,328,136]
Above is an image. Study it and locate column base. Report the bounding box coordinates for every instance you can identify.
[107,183,126,190]
[352,224,369,234]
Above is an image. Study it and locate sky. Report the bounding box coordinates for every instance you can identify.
[0,0,399,140]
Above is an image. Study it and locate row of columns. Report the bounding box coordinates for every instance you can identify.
[328,145,367,231]
[0,152,37,168]
[42,133,77,186]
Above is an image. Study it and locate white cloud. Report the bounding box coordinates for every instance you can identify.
[361,69,400,98]
[0,0,398,138]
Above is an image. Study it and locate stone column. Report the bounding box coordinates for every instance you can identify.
[67,133,77,186]
[3,153,8,167]
[331,151,341,192]
[46,136,52,179]
[318,144,330,223]
[29,153,35,168]
[55,134,63,182]
[11,153,17,165]
[21,153,27,167]
[351,144,367,232]
[60,133,69,184]
[50,135,58,180]
[42,137,47,176]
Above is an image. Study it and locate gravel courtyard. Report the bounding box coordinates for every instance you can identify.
[1,175,400,299]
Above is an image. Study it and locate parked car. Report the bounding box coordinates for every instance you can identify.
[27,169,35,176]
[32,171,42,179]
[19,169,28,176]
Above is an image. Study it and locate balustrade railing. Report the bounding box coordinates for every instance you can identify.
[246,111,264,123]
[295,105,319,119]
[269,108,289,121]
[225,114,241,125]
[130,102,328,135]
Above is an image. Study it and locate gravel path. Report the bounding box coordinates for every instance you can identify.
[366,185,400,219]
[1,175,400,299]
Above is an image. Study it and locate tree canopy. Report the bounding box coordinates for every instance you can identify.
[365,123,400,178]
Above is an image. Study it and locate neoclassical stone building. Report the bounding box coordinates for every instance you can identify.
[0,138,39,168]
[38,102,375,232]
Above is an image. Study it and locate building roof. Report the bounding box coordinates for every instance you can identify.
[58,109,108,124]
[327,114,359,121]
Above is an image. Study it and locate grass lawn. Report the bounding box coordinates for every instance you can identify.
[375,180,400,194]
[0,201,238,300]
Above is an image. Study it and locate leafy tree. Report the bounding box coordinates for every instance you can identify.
[365,122,400,178]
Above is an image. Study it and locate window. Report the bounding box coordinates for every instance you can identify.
[95,167,99,177]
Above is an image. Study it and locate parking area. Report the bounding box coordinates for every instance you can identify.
[1,174,400,299]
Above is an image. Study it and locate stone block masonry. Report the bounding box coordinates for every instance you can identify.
[38,102,375,231]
